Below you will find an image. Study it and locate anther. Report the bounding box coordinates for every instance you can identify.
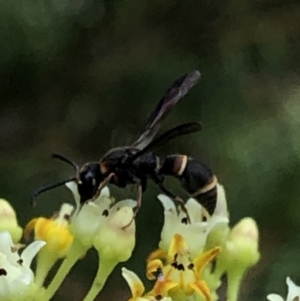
[171,262,178,269]
[64,214,70,220]
[0,268,7,276]
[181,217,188,224]
[102,209,109,217]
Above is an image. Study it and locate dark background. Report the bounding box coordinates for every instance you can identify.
[1,0,300,300]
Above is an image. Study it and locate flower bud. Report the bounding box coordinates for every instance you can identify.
[217,217,260,301]
[0,199,22,243]
[229,217,260,268]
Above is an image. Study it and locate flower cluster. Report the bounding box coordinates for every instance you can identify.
[0,181,261,301]
[121,184,260,301]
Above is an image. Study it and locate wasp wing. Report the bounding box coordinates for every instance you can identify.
[132,70,201,150]
[130,122,202,161]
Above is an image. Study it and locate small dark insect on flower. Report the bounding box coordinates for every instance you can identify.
[32,70,219,221]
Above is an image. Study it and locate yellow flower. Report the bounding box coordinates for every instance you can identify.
[122,267,176,301]
[25,203,73,257]
[24,203,74,286]
[147,234,221,301]
[0,198,22,243]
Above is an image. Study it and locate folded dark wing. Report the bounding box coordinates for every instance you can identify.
[132,70,201,150]
[130,122,202,161]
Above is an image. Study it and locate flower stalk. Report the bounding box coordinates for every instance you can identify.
[42,238,87,301]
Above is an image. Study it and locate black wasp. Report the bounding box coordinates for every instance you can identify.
[32,70,219,220]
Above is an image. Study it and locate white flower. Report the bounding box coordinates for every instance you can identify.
[0,231,45,301]
[93,199,136,262]
[76,198,137,301]
[66,182,112,248]
[267,277,300,301]
[158,184,229,258]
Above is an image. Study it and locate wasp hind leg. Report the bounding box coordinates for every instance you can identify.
[156,182,191,224]
[122,175,146,229]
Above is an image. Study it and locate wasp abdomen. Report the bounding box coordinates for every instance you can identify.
[160,155,218,216]
[189,175,218,216]
[180,159,217,215]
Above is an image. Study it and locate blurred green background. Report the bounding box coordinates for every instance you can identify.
[1,0,300,300]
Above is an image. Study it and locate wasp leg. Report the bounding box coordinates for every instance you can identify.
[122,184,143,230]
[156,182,191,224]
[91,173,115,202]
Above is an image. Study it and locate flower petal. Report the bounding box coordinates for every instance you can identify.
[65,182,81,215]
[194,247,221,276]
[206,215,229,234]
[146,259,164,280]
[267,294,285,301]
[122,267,145,299]
[184,198,203,223]
[70,201,109,247]
[189,279,211,301]
[158,195,177,215]
[147,249,168,263]
[21,241,46,269]
[213,184,228,217]
[286,277,300,301]
[151,275,178,298]
[0,231,19,264]
[109,199,137,216]
[168,234,188,259]
[95,186,110,202]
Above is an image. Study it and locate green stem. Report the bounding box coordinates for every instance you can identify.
[82,255,117,301]
[35,250,57,287]
[227,268,245,301]
[42,239,87,301]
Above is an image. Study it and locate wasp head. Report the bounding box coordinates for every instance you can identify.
[78,162,103,204]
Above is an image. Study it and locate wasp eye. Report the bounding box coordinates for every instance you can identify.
[85,171,94,180]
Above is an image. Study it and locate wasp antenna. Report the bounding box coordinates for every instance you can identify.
[30,178,76,206]
[52,153,79,172]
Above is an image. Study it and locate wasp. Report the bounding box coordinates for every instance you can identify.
[32,70,219,218]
